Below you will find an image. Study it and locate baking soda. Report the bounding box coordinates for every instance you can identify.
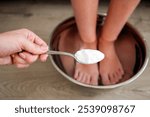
[74,49,105,64]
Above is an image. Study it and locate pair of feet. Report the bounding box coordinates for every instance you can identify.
[74,39,124,86]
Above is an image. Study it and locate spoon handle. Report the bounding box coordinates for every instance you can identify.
[47,50,75,58]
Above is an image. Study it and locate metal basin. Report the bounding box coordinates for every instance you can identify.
[49,14,149,89]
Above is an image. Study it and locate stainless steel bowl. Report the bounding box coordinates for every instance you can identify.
[49,14,149,89]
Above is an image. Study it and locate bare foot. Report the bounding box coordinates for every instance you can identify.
[99,39,124,85]
[74,63,99,85]
[58,27,99,85]
[74,42,99,85]
[59,27,99,85]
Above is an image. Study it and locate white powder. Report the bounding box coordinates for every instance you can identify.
[74,49,105,64]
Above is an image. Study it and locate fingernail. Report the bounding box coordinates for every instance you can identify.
[19,53,26,59]
[41,46,48,51]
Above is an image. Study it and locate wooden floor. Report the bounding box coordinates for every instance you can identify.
[0,1,150,99]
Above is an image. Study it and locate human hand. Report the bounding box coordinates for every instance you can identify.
[0,28,48,68]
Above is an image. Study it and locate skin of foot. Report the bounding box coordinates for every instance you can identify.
[70,0,140,86]
[58,24,136,85]
[59,27,99,86]
[74,41,99,85]
[99,39,124,85]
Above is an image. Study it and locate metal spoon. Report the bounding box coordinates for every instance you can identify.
[48,49,104,64]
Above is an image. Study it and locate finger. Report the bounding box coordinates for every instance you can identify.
[27,34,34,42]
[13,54,27,64]
[19,52,38,64]
[33,35,47,47]
[39,54,48,62]
[27,32,48,49]
[21,39,48,55]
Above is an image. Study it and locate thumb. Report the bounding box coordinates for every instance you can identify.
[21,39,48,55]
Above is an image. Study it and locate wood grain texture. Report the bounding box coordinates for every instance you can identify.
[0,1,150,99]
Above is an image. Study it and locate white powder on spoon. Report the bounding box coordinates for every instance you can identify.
[74,49,105,64]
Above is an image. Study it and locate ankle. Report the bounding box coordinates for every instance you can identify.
[82,37,97,43]
[98,38,116,56]
[82,40,97,49]
[99,38,115,47]
[81,33,97,44]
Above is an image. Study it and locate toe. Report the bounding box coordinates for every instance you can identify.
[90,75,98,85]
[119,68,124,75]
[85,75,91,84]
[109,73,117,85]
[74,69,79,80]
[101,74,110,85]
[77,72,84,82]
[80,73,87,84]
[114,71,122,83]
[116,70,123,80]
